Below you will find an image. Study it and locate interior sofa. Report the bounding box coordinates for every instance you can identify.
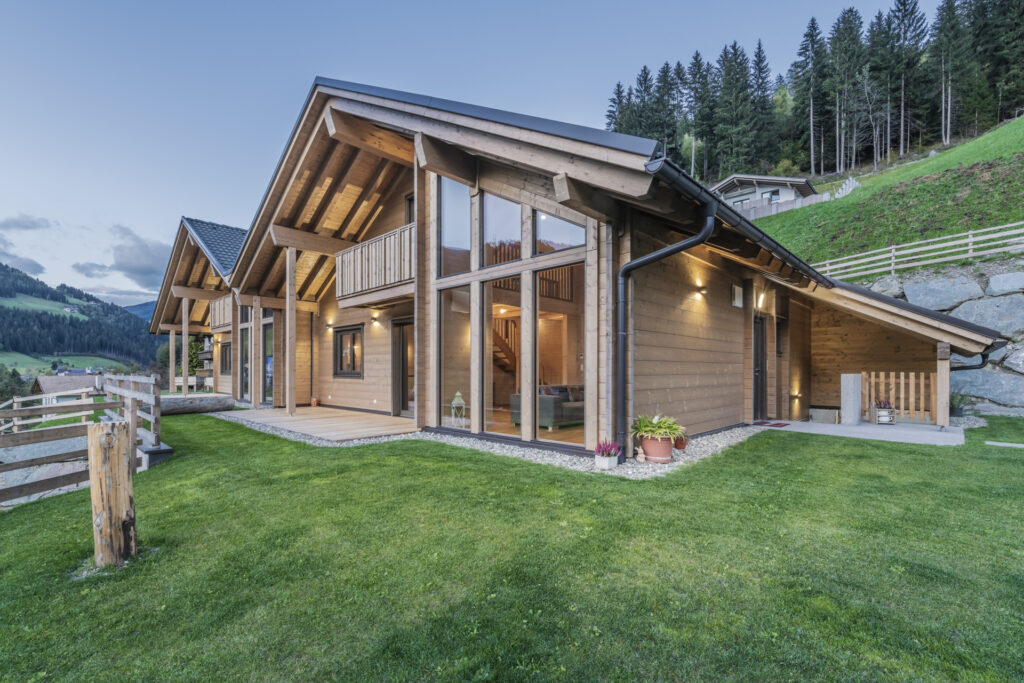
[510,385,584,431]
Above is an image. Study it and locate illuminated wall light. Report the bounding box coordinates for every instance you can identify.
[757,292,766,309]
[499,307,507,314]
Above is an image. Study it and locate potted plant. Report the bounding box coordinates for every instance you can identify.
[674,430,690,450]
[871,400,895,425]
[593,440,621,470]
[631,414,685,464]
[950,391,971,417]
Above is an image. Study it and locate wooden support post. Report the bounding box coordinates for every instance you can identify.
[936,342,950,428]
[469,280,482,433]
[126,397,138,474]
[80,391,89,423]
[285,246,297,416]
[150,373,161,446]
[168,329,176,394]
[231,299,240,400]
[251,296,262,405]
[520,271,536,440]
[88,420,137,567]
[181,297,190,397]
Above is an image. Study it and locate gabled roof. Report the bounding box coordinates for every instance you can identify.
[32,375,97,395]
[312,77,660,157]
[181,217,247,278]
[711,174,817,198]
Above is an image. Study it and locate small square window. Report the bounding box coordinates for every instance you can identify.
[731,284,744,308]
[332,324,364,378]
[220,343,232,375]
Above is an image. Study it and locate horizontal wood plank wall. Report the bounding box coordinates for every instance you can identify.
[314,298,411,412]
[810,306,934,406]
[360,179,413,242]
[296,311,313,405]
[630,224,745,435]
[214,332,232,395]
[788,300,812,420]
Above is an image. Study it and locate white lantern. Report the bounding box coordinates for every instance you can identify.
[450,390,466,429]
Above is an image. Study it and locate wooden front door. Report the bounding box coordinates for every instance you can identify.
[753,315,767,421]
[392,319,415,417]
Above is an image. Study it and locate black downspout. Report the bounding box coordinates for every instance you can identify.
[615,197,718,458]
[950,340,1007,371]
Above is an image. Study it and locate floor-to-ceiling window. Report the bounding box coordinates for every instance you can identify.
[439,285,472,429]
[263,322,274,404]
[483,276,521,436]
[536,262,585,445]
[482,193,521,267]
[240,327,250,401]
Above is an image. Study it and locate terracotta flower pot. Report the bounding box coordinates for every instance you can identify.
[674,435,690,450]
[641,437,674,463]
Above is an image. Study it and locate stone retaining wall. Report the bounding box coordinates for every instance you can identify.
[864,257,1024,412]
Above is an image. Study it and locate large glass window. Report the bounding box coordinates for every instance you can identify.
[535,211,585,254]
[439,286,471,429]
[439,177,471,277]
[483,276,521,437]
[536,262,585,445]
[333,325,363,378]
[482,193,521,267]
[240,328,250,401]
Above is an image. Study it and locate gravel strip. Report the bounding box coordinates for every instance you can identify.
[209,412,764,479]
[950,415,988,429]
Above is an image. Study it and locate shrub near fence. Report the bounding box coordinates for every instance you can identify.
[814,221,1024,279]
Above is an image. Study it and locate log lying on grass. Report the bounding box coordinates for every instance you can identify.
[161,393,235,415]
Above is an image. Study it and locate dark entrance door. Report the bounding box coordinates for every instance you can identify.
[393,319,415,417]
[753,315,767,421]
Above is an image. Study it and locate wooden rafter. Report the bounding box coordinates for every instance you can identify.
[326,109,415,167]
[331,158,392,240]
[303,147,360,231]
[278,131,339,228]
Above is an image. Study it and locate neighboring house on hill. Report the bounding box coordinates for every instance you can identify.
[712,173,815,208]
[32,375,96,404]
[149,77,1006,454]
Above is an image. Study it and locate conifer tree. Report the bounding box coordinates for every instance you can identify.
[750,39,776,167]
[714,42,757,177]
[794,17,828,175]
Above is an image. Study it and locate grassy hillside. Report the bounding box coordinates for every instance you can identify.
[756,117,1024,264]
[0,352,127,374]
[0,293,87,320]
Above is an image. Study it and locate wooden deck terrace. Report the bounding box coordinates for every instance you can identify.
[228,406,418,442]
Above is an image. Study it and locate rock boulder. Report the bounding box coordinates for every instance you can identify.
[986,271,1024,296]
[904,277,983,310]
[869,275,904,298]
[951,368,1024,407]
[949,294,1024,340]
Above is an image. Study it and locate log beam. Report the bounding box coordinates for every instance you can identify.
[552,173,617,220]
[181,297,190,397]
[170,285,223,301]
[233,291,318,313]
[270,224,355,256]
[326,109,415,167]
[414,132,477,186]
[285,246,297,416]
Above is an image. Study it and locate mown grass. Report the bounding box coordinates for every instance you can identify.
[757,117,1024,263]
[0,294,87,320]
[2,416,1023,680]
[0,352,126,375]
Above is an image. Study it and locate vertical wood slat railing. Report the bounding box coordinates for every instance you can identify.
[336,223,415,298]
[209,293,233,329]
[100,374,162,448]
[861,371,937,423]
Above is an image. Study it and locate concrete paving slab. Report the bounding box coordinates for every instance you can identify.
[756,420,964,446]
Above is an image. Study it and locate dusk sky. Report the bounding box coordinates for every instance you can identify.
[0,0,938,305]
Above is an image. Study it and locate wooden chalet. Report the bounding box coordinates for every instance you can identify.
[150,78,1006,452]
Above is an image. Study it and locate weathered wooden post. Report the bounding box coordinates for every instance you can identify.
[150,373,161,446]
[88,420,137,567]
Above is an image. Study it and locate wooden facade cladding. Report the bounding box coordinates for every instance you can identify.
[336,222,415,298]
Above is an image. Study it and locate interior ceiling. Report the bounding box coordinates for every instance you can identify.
[247,119,414,304]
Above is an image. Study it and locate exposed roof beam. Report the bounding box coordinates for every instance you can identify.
[234,292,318,312]
[414,132,477,186]
[552,173,617,220]
[159,323,210,334]
[304,147,360,231]
[326,109,415,167]
[170,285,224,301]
[331,158,391,240]
[270,224,355,256]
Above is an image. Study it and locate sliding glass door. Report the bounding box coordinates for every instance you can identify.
[536,262,585,445]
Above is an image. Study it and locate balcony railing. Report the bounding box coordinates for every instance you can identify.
[210,293,233,329]
[336,222,415,299]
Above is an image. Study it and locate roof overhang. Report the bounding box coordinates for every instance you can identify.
[149,220,232,334]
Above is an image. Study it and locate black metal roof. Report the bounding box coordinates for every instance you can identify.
[181,217,247,277]
[314,76,660,158]
[829,278,1004,341]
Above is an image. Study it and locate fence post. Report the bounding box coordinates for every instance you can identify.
[968,230,974,258]
[12,397,21,433]
[87,420,137,567]
[80,390,89,423]
[890,245,897,275]
[151,373,161,447]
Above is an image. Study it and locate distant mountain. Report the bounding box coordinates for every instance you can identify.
[0,263,160,365]
[124,300,156,321]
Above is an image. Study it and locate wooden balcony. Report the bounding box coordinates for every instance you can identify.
[336,223,415,304]
[210,293,233,330]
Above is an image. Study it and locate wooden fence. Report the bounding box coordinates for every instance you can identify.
[861,371,936,423]
[734,177,860,220]
[1,385,99,433]
[0,374,160,505]
[815,221,1024,279]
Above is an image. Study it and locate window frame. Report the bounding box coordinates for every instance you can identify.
[332,324,364,379]
[437,175,473,279]
[480,191,523,269]
[219,342,231,375]
[533,210,586,256]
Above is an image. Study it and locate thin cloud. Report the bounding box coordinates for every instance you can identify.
[72,262,111,278]
[0,233,45,275]
[107,225,171,290]
[85,285,157,307]
[0,214,56,231]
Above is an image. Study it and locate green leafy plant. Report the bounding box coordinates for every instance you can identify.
[950,392,972,409]
[630,414,685,440]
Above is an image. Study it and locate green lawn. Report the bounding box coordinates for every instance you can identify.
[756,117,1024,264]
[2,416,1023,680]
